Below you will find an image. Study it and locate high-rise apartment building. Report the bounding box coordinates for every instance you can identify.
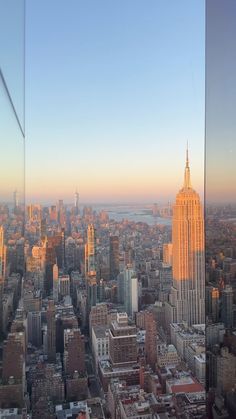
[167,150,205,326]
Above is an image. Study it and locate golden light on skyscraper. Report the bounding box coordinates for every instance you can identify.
[168,148,205,325]
[85,224,96,277]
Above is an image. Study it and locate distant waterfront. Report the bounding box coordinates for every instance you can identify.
[93,204,172,226]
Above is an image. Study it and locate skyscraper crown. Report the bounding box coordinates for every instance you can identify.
[184,144,191,189]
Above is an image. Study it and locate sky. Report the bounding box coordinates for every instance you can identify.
[25,0,205,204]
[205,0,236,204]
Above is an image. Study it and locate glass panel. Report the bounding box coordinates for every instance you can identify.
[206,0,236,416]
[0,0,25,132]
[0,76,24,207]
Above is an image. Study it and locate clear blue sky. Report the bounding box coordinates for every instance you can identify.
[26,0,205,204]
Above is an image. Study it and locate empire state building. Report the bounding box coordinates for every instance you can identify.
[168,149,205,326]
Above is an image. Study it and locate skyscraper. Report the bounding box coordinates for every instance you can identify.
[74,188,79,215]
[144,311,157,370]
[221,285,233,329]
[85,224,96,276]
[13,189,19,213]
[0,225,7,280]
[46,300,56,362]
[124,267,138,318]
[109,236,119,280]
[167,149,205,326]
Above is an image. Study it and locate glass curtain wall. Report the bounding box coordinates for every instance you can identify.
[0,0,25,406]
[205,1,236,417]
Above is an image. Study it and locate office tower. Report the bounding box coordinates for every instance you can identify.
[87,275,98,315]
[85,224,96,276]
[206,286,219,323]
[168,149,205,326]
[61,228,66,270]
[27,311,42,347]
[109,236,119,280]
[31,363,65,407]
[144,311,157,370]
[49,205,57,221]
[109,312,137,366]
[64,328,86,375]
[53,263,59,302]
[0,332,25,408]
[221,285,233,328]
[27,204,33,219]
[163,243,173,265]
[117,272,124,304]
[13,189,19,213]
[66,237,76,271]
[46,300,56,362]
[0,277,4,337]
[89,303,108,334]
[58,199,64,211]
[0,225,7,279]
[2,332,25,383]
[58,274,70,298]
[40,217,47,240]
[124,267,138,318]
[0,226,6,337]
[124,245,134,267]
[74,188,79,215]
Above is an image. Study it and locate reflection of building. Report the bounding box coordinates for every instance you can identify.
[168,149,205,325]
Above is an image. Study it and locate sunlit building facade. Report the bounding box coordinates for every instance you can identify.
[168,150,205,326]
[85,224,96,276]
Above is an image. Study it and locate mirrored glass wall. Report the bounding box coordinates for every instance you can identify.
[206,0,236,417]
[0,0,25,344]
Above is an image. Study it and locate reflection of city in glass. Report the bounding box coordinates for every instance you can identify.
[5,0,236,417]
[205,1,236,417]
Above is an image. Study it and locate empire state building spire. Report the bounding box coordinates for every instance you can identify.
[184,144,191,189]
